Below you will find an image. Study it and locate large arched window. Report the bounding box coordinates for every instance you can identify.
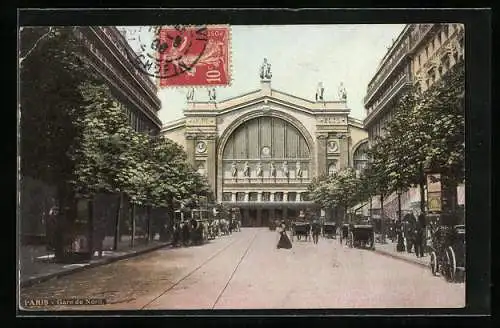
[222,116,311,180]
[353,141,369,172]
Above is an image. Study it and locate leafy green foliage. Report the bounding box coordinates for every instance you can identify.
[21,27,212,211]
[367,61,465,197]
[308,168,361,212]
[308,62,464,214]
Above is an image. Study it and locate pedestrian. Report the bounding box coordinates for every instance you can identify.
[414,213,426,258]
[277,220,292,249]
[312,217,321,244]
[172,221,180,246]
[182,221,190,246]
[396,219,405,252]
[93,216,106,258]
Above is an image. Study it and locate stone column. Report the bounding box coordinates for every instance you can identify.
[297,192,301,202]
[271,192,275,202]
[338,134,349,169]
[258,192,262,202]
[316,134,328,176]
[283,192,288,202]
[231,192,236,203]
[206,136,217,196]
[244,192,249,202]
[185,134,196,167]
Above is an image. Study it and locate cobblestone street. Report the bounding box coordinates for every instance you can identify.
[20,228,465,310]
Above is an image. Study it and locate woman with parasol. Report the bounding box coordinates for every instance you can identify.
[277,220,292,249]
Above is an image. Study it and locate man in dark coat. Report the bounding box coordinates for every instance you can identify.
[396,219,405,252]
[311,217,321,244]
[414,213,426,258]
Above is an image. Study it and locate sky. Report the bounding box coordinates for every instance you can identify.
[120,24,405,125]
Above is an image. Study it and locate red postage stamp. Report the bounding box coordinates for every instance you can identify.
[155,25,230,87]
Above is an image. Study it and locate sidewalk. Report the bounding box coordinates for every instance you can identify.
[20,237,171,288]
[373,241,429,268]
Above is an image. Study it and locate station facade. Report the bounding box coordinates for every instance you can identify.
[162,73,368,227]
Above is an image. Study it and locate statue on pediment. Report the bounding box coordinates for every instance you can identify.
[208,87,216,101]
[338,82,347,101]
[243,161,250,177]
[260,58,272,80]
[186,87,195,101]
[296,161,303,178]
[270,161,276,177]
[315,82,325,102]
[282,161,289,178]
[231,161,238,177]
[256,162,263,177]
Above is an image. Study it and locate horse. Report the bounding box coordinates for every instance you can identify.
[219,219,230,235]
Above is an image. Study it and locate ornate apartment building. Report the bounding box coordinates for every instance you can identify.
[20,26,163,241]
[162,62,368,227]
[76,26,162,133]
[363,23,465,218]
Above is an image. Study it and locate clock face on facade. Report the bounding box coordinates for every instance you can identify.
[196,141,207,154]
[261,146,271,157]
[327,140,339,153]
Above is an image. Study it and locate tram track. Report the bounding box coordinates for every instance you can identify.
[211,229,259,309]
[140,230,258,310]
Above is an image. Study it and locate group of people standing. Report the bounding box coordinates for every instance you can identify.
[395,213,427,258]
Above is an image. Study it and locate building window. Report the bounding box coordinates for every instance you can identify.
[328,162,337,176]
[236,192,245,201]
[262,192,270,202]
[275,192,283,201]
[288,192,297,202]
[249,192,258,201]
[223,193,232,202]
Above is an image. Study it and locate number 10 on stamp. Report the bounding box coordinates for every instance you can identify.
[157,25,231,87]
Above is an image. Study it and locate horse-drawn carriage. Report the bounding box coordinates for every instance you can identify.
[322,222,337,239]
[348,222,375,250]
[429,224,465,282]
[189,219,209,245]
[339,223,350,245]
[291,221,311,242]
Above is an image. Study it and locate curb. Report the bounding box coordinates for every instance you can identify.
[21,242,171,288]
[373,247,429,269]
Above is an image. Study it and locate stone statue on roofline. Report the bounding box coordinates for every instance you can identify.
[186,87,195,101]
[315,82,325,102]
[338,82,347,101]
[260,58,272,80]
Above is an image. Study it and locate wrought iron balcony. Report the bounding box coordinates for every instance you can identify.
[364,72,412,127]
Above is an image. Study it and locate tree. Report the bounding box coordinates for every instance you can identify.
[366,61,464,220]
[20,27,97,260]
[308,168,361,224]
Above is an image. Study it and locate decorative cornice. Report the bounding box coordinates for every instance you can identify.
[316,133,329,140]
[186,133,217,140]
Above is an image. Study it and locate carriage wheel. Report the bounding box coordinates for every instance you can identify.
[430,251,438,276]
[446,246,457,282]
[348,232,354,248]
